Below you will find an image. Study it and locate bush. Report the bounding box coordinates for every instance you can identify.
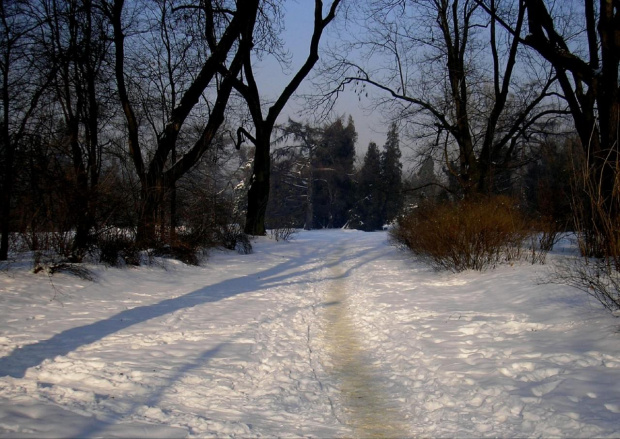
[534,216,564,252]
[151,231,206,266]
[269,226,297,242]
[45,262,95,281]
[98,228,209,267]
[216,224,252,254]
[19,230,74,268]
[267,216,298,242]
[390,196,534,272]
[547,141,620,313]
[97,229,140,267]
[550,258,620,311]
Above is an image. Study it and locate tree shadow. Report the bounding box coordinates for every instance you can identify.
[0,237,385,379]
[68,296,344,438]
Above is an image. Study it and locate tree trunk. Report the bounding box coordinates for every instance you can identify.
[137,178,164,246]
[73,0,101,260]
[0,131,12,261]
[305,164,314,230]
[169,144,177,243]
[245,134,271,235]
[0,31,12,260]
[236,1,341,235]
[70,168,92,261]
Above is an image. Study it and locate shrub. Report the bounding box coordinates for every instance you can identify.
[150,243,199,266]
[269,225,297,242]
[19,230,74,268]
[390,196,533,272]
[216,224,252,254]
[549,145,620,312]
[151,231,206,266]
[97,229,140,267]
[45,262,95,281]
[534,216,564,252]
[552,258,620,311]
[267,216,298,242]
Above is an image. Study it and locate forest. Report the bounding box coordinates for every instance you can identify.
[1,0,619,309]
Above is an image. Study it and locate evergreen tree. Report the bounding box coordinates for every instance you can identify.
[312,116,357,228]
[381,123,403,223]
[267,147,307,229]
[273,120,323,230]
[351,142,384,231]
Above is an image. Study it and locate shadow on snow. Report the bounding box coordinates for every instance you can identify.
[0,235,387,379]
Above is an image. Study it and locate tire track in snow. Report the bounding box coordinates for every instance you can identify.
[323,246,410,438]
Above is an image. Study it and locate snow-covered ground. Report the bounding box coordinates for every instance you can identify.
[0,229,619,437]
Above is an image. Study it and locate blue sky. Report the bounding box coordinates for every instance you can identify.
[252,0,385,158]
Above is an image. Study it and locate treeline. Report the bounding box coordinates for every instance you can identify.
[268,115,575,237]
[322,0,619,263]
[268,118,403,232]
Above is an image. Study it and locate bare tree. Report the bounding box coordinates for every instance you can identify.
[36,0,112,261]
[524,0,619,258]
[476,0,619,258]
[103,0,259,246]
[0,0,53,260]
[321,0,565,197]
[228,0,342,236]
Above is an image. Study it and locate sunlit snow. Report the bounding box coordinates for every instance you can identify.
[1,230,619,437]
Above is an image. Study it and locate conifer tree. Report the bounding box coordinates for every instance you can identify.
[351,142,384,231]
[312,116,357,228]
[381,122,403,223]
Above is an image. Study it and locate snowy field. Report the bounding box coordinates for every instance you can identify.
[1,229,619,437]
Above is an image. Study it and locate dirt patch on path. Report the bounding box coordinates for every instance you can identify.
[323,248,410,437]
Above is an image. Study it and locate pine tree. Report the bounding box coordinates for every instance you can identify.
[351,142,384,231]
[381,123,403,224]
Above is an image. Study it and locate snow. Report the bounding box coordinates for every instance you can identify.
[1,229,619,437]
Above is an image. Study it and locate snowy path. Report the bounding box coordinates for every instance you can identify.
[322,244,409,437]
[1,230,620,437]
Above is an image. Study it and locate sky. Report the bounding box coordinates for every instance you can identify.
[252,0,386,158]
